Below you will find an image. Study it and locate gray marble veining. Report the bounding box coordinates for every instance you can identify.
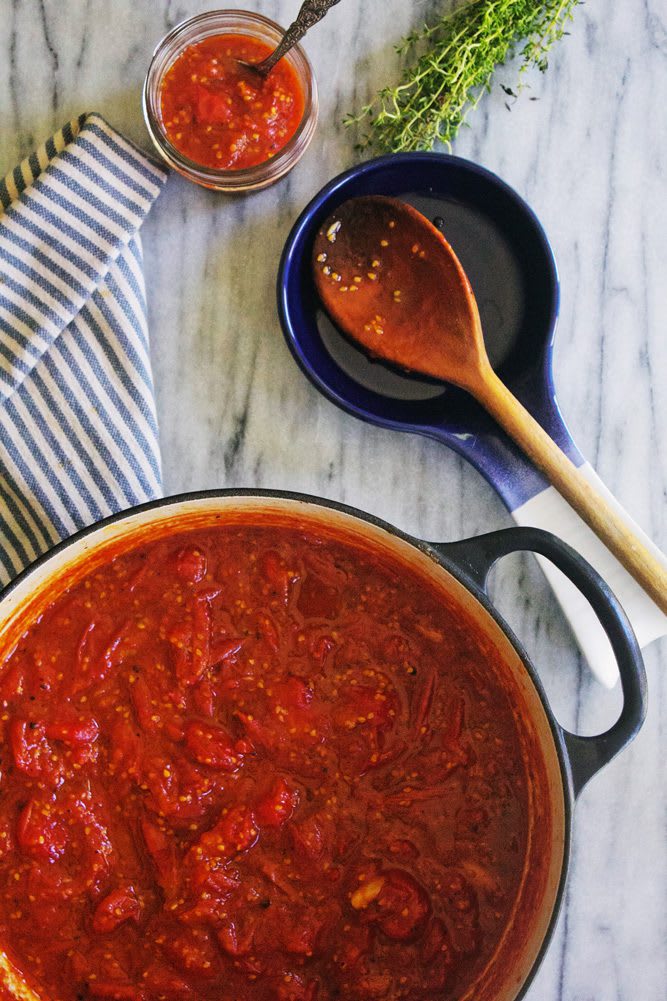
[1,1,665,998]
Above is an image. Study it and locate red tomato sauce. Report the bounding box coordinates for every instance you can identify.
[0,524,529,1001]
[160,35,306,170]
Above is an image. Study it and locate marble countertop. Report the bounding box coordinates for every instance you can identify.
[1,1,665,998]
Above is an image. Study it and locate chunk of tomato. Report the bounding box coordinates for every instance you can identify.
[184,720,245,772]
[217,917,254,957]
[280,909,326,957]
[10,719,61,783]
[354,869,431,941]
[336,682,398,731]
[175,545,208,583]
[109,718,143,782]
[161,927,220,980]
[274,676,313,712]
[194,89,232,126]
[376,869,431,940]
[255,777,299,828]
[141,818,179,898]
[290,812,332,864]
[130,676,161,733]
[187,805,258,870]
[46,717,99,745]
[260,550,301,608]
[92,886,141,934]
[16,799,67,862]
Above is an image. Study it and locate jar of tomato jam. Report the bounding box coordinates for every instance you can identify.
[143,9,318,192]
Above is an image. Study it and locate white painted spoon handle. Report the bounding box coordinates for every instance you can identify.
[512,462,667,687]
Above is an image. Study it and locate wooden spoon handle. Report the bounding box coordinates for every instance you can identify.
[474,366,667,615]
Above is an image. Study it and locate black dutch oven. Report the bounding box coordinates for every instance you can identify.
[0,490,647,1001]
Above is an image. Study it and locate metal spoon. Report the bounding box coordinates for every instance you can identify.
[312,194,667,615]
[240,0,342,78]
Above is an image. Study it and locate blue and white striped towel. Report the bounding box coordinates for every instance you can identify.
[0,112,168,588]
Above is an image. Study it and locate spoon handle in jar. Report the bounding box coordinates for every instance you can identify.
[473,365,667,616]
[261,0,343,75]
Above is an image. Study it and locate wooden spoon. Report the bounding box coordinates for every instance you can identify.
[312,195,667,615]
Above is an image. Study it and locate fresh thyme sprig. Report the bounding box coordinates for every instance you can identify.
[346,0,581,152]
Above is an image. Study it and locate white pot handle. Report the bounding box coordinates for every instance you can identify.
[512,462,667,687]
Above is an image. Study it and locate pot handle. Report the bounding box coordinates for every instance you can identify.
[436,527,648,797]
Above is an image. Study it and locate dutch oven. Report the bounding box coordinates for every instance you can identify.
[0,490,647,1001]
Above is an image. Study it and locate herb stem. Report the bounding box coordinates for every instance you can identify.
[347,0,581,152]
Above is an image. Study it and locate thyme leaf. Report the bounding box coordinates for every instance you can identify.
[346,0,581,152]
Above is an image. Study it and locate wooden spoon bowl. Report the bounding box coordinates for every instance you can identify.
[313,196,484,388]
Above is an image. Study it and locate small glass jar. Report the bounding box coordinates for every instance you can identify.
[143,9,319,192]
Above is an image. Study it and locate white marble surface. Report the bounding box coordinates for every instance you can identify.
[1,1,665,998]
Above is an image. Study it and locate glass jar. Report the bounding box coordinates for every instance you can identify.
[143,9,319,192]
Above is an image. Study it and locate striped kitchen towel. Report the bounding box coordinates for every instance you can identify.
[0,112,168,589]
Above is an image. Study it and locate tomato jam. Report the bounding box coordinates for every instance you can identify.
[159,34,306,171]
[0,524,530,1001]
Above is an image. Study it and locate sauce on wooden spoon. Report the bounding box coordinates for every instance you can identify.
[313,196,489,389]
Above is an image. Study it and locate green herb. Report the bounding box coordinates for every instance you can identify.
[346,0,581,152]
